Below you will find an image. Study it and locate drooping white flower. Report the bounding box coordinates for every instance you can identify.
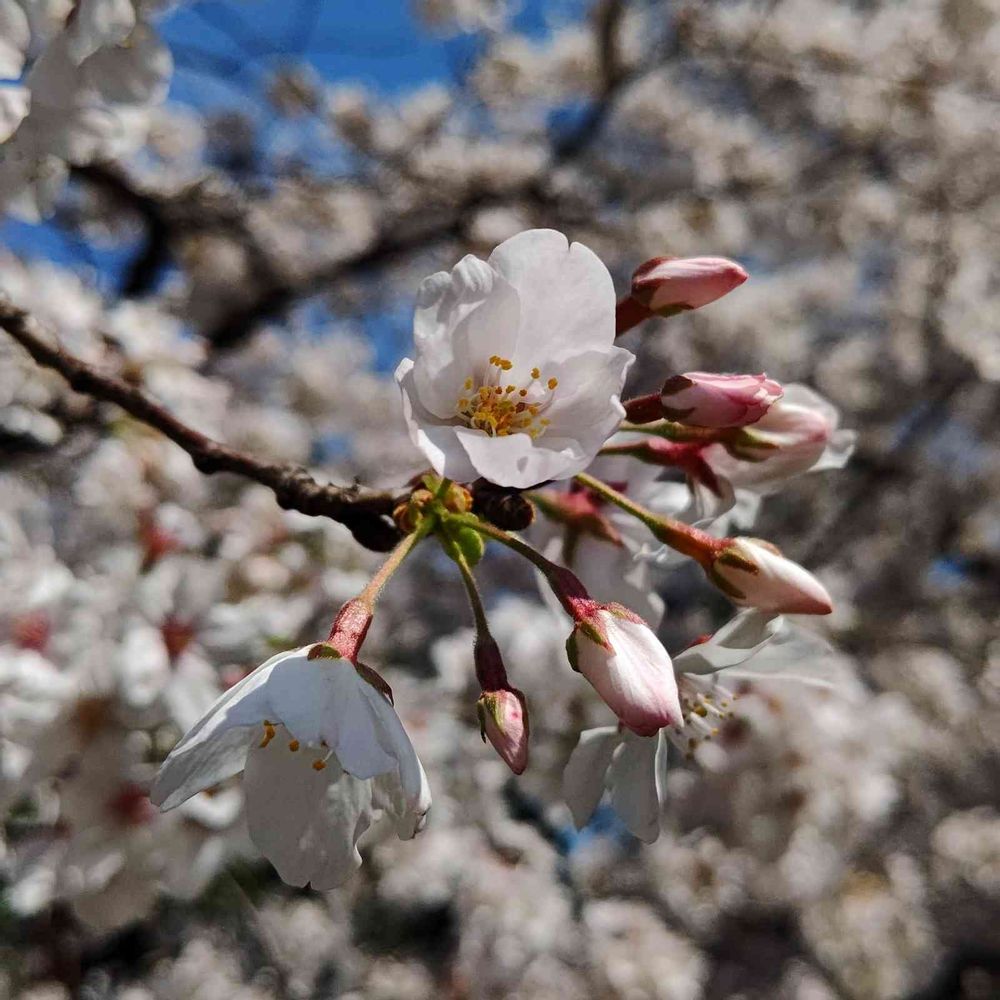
[151,645,431,890]
[395,229,633,488]
[567,606,681,737]
[563,611,846,841]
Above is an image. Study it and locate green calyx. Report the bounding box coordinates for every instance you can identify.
[307,642,343,660]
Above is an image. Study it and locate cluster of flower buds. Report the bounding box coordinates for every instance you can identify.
[152,229,853,888]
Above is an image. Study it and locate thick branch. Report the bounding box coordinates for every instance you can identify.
[0,296,402,551]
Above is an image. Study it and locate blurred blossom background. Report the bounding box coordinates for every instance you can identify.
[1,0,999,998]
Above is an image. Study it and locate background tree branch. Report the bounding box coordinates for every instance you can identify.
[0,295,403,551]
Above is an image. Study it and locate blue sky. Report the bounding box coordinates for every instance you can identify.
[1,0,587,285]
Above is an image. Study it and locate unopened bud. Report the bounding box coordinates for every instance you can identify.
[394,488,435,533]
[477,687,529,774]
[567,604,681,736]
[710,538,832,615]
[631,256,748,315]
[661,372,782,429]
[471,480,535,531]
[441,482,474,514]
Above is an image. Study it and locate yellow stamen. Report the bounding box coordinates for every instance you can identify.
[312,759,327,771]
[288,740,300,752]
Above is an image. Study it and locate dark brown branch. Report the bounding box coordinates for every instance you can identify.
[0,296,403,551]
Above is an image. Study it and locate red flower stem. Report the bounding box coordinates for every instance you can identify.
[615,296,654,337]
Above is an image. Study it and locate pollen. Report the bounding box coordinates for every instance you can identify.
[288,739,300,752]
[454,357,560,440]
[312,759,327,771]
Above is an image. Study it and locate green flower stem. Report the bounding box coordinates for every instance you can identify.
[356,474,452,609]
[355,519,432,609]
[573,471,724,567]
[619,420,727,443]
[439,530,490,638]
[447,512,591,615]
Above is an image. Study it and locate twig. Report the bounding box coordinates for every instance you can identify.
[0,296,403,551]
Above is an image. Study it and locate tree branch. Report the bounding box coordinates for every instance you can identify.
[0,296,403,551]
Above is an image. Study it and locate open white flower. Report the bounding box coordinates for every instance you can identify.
[563,611,846,842]
[395,229,633,488]
[151,645,431,890]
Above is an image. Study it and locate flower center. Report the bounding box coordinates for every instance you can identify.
[667,674,738,759]
[454,356,558,439]
[259,721,333,771]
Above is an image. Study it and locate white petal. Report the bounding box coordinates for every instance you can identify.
[152,723,254,811]
[562,726,619,829]
[411,255,520,418]
[455,425,589,489]
[542,347,632,443]
[608,735,661,843]
[395,358,479,482]
[673,610,784,676]
[488,229,616,359]
[359,682,427,807]
[720,624,853,690]
[244,740,368,890]
[0,0,30,79]
[65,0,136,64]
[151,648,302,809]
[0,86,29,143]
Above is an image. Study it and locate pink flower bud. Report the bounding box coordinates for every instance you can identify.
[711,538,832,615]
[631,256,748,314]
[567,605,681,736]
[661,372,782,429]
[477,687,529,774]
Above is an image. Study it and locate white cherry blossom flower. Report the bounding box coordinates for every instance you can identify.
[151,645,431,890]
[395,229,633,488]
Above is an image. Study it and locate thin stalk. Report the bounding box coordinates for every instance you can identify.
[573,472,723,566]
[619,419,726,443]
[355,482,449,608]
[448,512,591,615]
[440,533,489,638]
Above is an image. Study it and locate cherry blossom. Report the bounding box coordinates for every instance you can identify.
[152,645,431,889]
[396,229,633,488]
